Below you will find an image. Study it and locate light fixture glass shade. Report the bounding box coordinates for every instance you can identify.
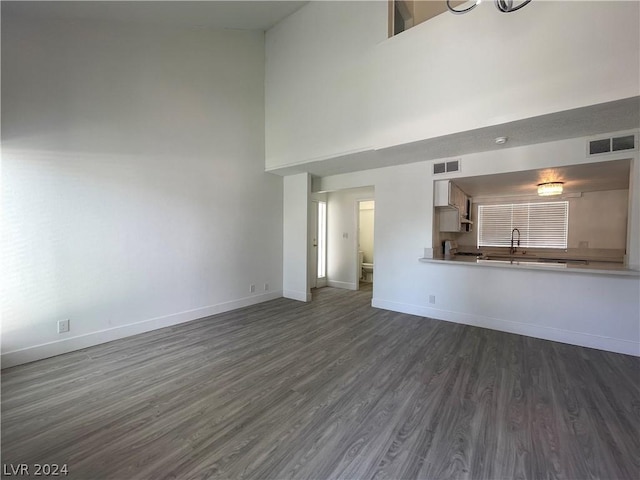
[537,182,564,196]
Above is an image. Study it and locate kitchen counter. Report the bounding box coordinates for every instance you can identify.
[419,255,640,277]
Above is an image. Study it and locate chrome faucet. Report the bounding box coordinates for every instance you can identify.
[510,228,521,255]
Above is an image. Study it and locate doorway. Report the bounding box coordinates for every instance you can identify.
[323,186,374,292]
[357,200,375,289]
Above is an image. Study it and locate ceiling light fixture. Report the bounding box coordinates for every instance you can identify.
[447,0,532,15]
[495,136,508,145]
[537,182,564,196]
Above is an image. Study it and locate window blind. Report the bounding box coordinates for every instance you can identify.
[477,201,568,249]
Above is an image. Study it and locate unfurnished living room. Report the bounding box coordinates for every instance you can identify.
[1,1,639,479]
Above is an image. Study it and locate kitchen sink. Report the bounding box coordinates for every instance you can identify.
[478,258,568,268]
[479,255,589,266]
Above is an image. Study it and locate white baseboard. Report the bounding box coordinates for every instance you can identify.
[1,291,283,369]
[327,280,357,290]
[371,298,640,357]
[283,290,312,302]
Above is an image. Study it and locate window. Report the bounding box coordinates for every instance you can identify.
[477,202,569,249]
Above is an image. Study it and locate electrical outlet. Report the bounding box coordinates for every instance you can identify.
[429,295,436,305]
[250,284,256,293]
[264,283,269,291]
[58,319,70,333]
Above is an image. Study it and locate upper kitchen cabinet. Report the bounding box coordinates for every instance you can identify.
[435,179,466,210]
[435,180,471,232]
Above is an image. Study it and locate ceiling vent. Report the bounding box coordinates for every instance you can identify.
[588,134,637,156]
[433,159,460,175]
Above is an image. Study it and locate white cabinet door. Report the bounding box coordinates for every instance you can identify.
[435,180,471,232]
[434,180,451,207]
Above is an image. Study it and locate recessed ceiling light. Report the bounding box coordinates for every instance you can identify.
[495,136,508,145]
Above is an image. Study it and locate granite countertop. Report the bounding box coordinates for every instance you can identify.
[419,255,640,277]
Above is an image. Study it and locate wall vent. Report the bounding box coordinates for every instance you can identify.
[588,134,637,156]
[433,159,460,175]
[612,134,636,151]
[433,162,446,174]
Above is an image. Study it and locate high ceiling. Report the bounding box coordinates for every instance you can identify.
[1,1,308,31]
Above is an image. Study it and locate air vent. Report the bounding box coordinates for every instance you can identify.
[446,160,460,172]
[612,135,635,151]
[433,159,461,175]
[588,134,637,156]
[589,138,611,155]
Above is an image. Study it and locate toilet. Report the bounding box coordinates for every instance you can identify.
[359,251,374,282]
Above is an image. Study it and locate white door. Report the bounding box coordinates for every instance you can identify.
[316,201,327,288]
[309,201,327,290]
[309,201,318,289]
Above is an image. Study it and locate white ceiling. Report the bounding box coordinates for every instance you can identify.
[2,1,308,31]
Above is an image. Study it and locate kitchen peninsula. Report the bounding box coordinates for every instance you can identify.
[419,254,639,276]
[430,159,638,277]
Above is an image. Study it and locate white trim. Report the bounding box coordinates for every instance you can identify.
[327,280,358,290]
[371,297,640,357]
[283,290,312,302]
[1,291,283,368]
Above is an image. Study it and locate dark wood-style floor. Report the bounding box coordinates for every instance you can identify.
[2,285,639,479]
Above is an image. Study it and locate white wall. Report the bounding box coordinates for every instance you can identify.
[1,15,283,367]
[265,0,640,169]
[320,137,640,356]
[326,187,374,290]
[373,0,640,149]
[265,0,386,169]
[568,190,628,250]
[283,173,311,301]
